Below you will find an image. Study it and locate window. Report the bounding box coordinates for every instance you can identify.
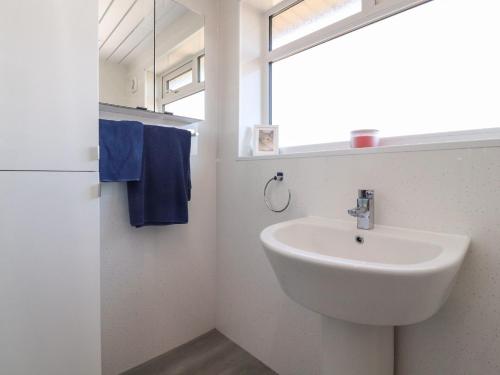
[270,0,362,49]
[266,0,500,150]
[164,91,205,120]
[159,51,205,119]
[166,66,193,93]
[198,55,205,82]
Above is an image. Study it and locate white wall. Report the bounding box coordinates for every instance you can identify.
[100,59,153,110]
[100,1,218,374]
[239,1,266,156]
[216,1,500,374]
[99,60,130,107]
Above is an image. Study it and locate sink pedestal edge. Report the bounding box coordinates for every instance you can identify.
[321,317,394,375]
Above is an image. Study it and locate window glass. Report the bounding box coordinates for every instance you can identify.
[164,91,205,119]
[271,0,362,49]
[167,69,192,92]
[271,0,500,148]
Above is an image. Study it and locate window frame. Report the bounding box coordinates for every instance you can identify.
[198,54,206,82]
[261,0,500,154]
[165,64,193,93]
[264,0,433,122]
[159,50,205,111]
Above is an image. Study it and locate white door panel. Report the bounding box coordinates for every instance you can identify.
[0,0,98,171]
[0,172,100,375]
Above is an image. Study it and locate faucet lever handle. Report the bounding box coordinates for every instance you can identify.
[358,189,374,199]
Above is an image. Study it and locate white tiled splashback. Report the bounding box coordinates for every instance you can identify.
[216,145,500,375]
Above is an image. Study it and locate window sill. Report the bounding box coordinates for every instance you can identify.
[237,130,500,161]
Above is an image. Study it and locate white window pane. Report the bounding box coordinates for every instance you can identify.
[168,69,192,91]
[164,91,205,119]
[272,0,500,148]
[199,55,205,82]
[271,0,362,50]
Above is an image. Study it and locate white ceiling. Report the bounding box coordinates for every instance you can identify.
[98,0,189,66]
[155,28,204,74]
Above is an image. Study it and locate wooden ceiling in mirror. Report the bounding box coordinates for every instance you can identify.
[99,0,205,120]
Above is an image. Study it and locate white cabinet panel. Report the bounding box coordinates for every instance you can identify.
[0,1,98,171]
[0,172,100,375]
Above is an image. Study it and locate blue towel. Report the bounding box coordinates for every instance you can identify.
[99,119,144,182]
[127,125,191,227]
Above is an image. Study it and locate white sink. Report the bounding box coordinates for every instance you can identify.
[261,216,470,375]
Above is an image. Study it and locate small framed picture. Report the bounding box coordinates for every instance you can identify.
[253,125,279,156]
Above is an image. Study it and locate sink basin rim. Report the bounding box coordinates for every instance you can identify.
[260,216,470,276]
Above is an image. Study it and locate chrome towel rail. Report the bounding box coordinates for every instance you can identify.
[264,172,291,213]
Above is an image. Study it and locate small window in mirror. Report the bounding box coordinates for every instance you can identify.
[167,68,193,93]
[164,91,205,120]
[159,51,205,120]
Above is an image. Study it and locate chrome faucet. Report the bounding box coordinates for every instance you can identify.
[348,190,375,230]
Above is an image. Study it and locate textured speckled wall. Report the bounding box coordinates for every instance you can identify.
[215,1,500,374]
[100,1,219,373]
[216,147,500,375]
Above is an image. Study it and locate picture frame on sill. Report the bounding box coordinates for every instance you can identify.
[253,125,279,156]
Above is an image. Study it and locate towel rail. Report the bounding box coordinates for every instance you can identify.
[264,172,292,213]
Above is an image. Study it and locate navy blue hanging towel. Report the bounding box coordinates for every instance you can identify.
[127,125,192,227]
[99,119,144,182]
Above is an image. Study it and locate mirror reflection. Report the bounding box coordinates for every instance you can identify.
[155,0,205,119]
[99,0,155,110]
[98,0,205,120]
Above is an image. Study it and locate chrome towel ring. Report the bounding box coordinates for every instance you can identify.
[264,172,292,213]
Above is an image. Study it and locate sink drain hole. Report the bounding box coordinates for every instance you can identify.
[355,236,364,244]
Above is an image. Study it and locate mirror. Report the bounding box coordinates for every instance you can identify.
[154,0,205,119]
[99,0,155,110]
[98,0,205,120]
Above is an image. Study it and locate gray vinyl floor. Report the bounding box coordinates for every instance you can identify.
[122,329,278,375]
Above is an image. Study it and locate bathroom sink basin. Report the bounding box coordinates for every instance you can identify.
[261,216,470,326]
